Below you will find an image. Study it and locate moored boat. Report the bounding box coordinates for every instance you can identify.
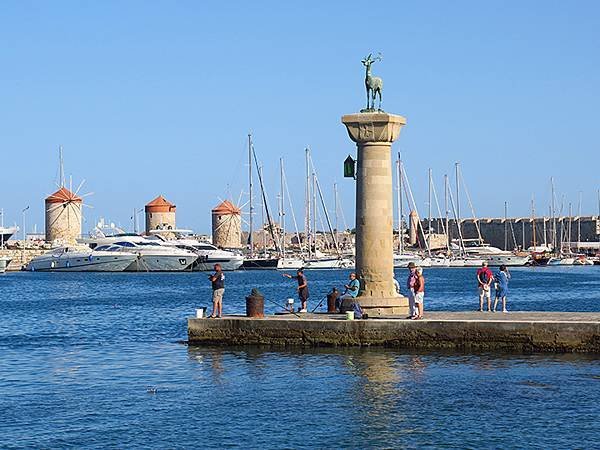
[25,246,137,272]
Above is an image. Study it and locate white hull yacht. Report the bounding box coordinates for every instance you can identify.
[304,257,354,270]
[82,234,198,272]
[485,253,531,266]
[277,257,305,270]
[148,231,243,271]
[393,253,432,268]
[25,246,137,272]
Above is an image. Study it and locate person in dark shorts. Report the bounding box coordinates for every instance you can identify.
[283,269,309,312]
[208,263,225,318]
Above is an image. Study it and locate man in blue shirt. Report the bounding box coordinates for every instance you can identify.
[336,272,360,311]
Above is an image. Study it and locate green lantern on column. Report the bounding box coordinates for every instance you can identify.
[344,155,356,179]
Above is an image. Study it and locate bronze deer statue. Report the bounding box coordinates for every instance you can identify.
[361,53,383,111]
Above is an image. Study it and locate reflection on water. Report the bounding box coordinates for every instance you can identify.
[183,346,599,448]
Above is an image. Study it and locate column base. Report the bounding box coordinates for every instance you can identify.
[341,296,409,316]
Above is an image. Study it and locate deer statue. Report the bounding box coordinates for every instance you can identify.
[361,53,383,111]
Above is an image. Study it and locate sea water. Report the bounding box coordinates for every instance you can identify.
[0,267,599,448]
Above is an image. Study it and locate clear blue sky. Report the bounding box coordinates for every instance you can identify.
[1,1,599,234]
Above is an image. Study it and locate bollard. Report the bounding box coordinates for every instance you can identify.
[327,290,338,313]
[246,288,265,318]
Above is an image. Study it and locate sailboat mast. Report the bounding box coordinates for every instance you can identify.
[504,201,508,251]
[568,202,573,254]
[280,158,285,259]
[444,174,450,252]
[334,182,338,234]
[248,134,254,258]
[304,148,312,258]
[312,172,317,252]
[531,195,536,249]
[455,162,461,249]
[427,168,432,257]
[315,176,341,256]
[398,153,404,253]
[258,166,265,258]
[395,155,402,253]
[576,193,582,250]
[551,177,556,251]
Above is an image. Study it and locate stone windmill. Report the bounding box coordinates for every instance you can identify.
[45,148,93,245]
[44,185,85,244]
[212,200,242,249]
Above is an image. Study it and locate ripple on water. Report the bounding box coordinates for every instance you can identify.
[0,269,599,448]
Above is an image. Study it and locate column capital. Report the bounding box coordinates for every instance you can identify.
[341,112,407,144]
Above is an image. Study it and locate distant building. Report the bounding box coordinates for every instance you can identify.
[145,195,176,234]
[45,187,82,244]
[212,200,241,249]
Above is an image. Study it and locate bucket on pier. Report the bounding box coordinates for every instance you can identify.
[196,307,207,319]
[246,288,265,318]
[287,298,295,312]
[346,311,355,321]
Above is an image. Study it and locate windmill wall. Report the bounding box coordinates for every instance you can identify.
[45,201,82,244]
[212,212,242,249]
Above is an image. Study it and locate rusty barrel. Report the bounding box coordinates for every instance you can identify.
[246,289,265,318]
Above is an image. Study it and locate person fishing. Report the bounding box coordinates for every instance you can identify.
[336,272,360,311]
[208,263,225,318]
[282,269,309,313]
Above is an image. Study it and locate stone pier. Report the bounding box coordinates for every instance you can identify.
[342,112,408,315]
[188,312,600,353]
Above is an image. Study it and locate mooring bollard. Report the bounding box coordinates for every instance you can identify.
[327,290,338,313]
[246,288,265,318]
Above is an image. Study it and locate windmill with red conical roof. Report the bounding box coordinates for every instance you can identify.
[44,147,93,244]
[145,195,176,234]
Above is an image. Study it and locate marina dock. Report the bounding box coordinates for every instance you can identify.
[188,311,600,353]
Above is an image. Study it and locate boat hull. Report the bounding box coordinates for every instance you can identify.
[485,254,530,266]
[241,258,280,270]
[277,258,305,270]
[27,255,136,272]
[125,255,196,272]
[192,256,244,271]
[304,258,354,270]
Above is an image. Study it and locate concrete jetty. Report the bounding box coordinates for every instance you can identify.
[188,312,600,353]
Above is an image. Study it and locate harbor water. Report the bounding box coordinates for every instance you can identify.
[1,267,599,448]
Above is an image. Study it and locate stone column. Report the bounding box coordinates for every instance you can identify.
[342,112,408,316]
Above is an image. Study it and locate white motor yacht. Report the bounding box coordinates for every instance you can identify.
[547,257,575,266]
[485,253,530,266]
[147,232,243,271]
[277,257,305,270]
[25,246,137,272]
[304,256,354,270]
[393,253,432,268]
[452,239,529,266]
[82,234,198,272]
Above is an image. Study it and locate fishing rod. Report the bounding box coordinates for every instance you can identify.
[263,296,302,319]
[311,296,328,313]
